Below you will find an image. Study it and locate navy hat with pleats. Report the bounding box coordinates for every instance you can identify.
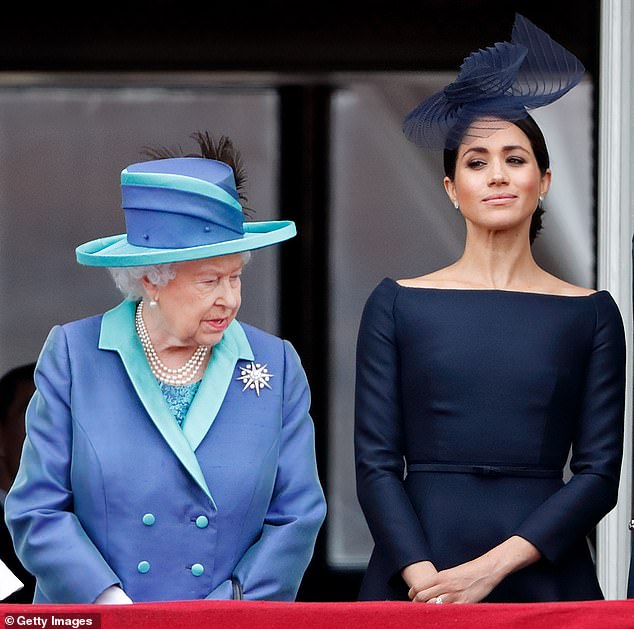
[403,14,585,150]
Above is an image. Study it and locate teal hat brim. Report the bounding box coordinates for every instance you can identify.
[76,220,296,267]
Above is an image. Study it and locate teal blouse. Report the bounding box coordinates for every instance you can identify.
[158,380,202,427]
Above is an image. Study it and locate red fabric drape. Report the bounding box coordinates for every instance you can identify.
[2,600,634,629]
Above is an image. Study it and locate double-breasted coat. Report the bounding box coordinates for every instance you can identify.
[5,300,326,603]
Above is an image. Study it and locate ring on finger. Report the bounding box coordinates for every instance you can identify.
[435,596,444,604]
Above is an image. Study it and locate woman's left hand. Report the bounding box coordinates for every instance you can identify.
[408,535,541,604]
[408,556,499,604]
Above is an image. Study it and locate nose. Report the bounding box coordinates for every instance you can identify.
[488,159,509,185]
[215,278,239,309]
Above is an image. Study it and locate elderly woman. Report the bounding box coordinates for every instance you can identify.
[5,135,326,604]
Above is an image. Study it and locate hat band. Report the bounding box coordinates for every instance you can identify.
[121,170,244,213]
[123,185,244,249]
[125,209,244,249]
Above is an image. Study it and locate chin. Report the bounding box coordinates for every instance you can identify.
[200,333,224,348]
[197,328,227,348]
[473,213,532,232]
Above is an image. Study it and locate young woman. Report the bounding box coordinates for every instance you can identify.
[354,16,626,603]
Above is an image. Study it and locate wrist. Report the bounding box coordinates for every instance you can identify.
[482,536,541,581]
[401,560,437,587]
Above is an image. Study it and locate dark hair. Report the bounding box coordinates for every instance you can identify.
[443,114,549,244]
[140,131,252,217]
[0,363,35,426]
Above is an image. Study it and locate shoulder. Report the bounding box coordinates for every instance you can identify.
[358,279,403,331]
[238,321,284,349]
[363,277,400,310]
[589,288,622,308]
[39,313,103,355]
[33,315,104,382]
[588,290,626,332]
[237,321,292,366]
[62,313,104,337]
[54,315,106,359]
[579,291,627,368]
[238,322,307,384]
[356,279,405,346]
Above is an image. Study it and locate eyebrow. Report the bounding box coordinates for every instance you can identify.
[193,264,243,278]
[461,144,531,158]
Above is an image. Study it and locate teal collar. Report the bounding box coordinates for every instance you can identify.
[99,300,254,505]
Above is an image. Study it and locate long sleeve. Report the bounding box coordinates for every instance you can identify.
[208,340,326,601]
[5,326,121,603]
[354,280,431,579]
[514,292,626,563]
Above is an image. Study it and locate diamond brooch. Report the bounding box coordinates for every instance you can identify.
[236,362,274,396]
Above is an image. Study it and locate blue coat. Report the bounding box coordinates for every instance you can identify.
[5,300,326,603]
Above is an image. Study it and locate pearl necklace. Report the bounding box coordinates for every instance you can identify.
[135,301,209,385]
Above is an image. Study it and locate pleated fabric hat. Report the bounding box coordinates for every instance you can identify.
[402,14,585,150]
[76,157,296,267]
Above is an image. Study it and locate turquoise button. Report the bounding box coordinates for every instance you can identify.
[195,515,209,529]
[191,563,204,577]
[137,561,150,574]
[142,513,156,526]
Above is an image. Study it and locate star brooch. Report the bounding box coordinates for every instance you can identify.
[236,362,274,396]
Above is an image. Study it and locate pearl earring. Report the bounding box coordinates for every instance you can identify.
[148,296,158,308]
[453,199,459,209]
[538,195,544,209]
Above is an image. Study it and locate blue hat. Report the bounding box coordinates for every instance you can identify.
[402,14,585,150]
[76,157,296,267]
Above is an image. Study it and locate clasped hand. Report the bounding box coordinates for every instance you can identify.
[403,536,539,604]
[405,557,499,605]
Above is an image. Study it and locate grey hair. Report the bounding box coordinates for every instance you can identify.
[108,264,176,301]
[108,251,252,301]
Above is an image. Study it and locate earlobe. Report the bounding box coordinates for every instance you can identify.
[141,275,153,292]
[443,177,457,208]
[140,275,159,307]
[540,168,552,196]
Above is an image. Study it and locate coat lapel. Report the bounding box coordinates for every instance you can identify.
[98,300,252,507]
[183,319,254,451]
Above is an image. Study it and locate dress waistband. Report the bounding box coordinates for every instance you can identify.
[406,463,562,478]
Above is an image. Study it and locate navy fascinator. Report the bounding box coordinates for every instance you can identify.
[403,14,585,150]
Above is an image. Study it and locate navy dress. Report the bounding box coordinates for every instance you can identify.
[355,279,626,602]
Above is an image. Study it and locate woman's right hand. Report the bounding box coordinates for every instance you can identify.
[401,561,438,598]
[94,585,133,605]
